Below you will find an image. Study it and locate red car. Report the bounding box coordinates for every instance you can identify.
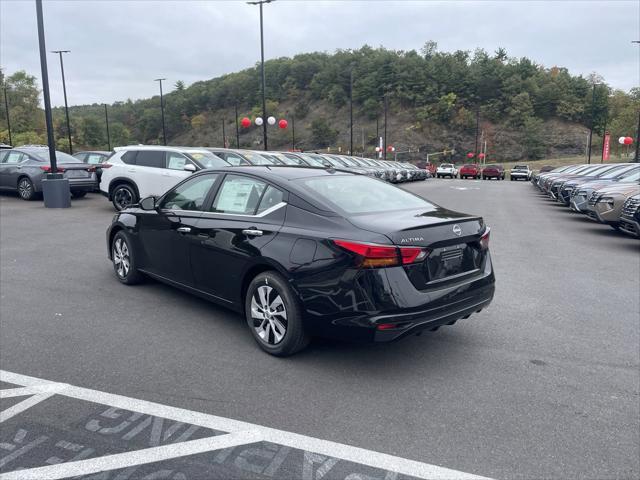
[416,161,437,176]
[459,164,480,179]
[482,164,505,180]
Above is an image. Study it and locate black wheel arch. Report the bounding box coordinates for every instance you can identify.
[109,178,139,200]
[239,259,293,314]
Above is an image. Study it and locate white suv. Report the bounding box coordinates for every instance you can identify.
[100,146,229,210]
[436,163,458,179]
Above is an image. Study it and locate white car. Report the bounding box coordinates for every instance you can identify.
[436,163,458,179]
[100,146,229,210]
[510,164,531,181]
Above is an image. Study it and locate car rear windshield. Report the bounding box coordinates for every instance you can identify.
[440,164,453,168]
[462,164,476,168]
[298,175,436,215]
[28,150,78,163]
[513,165,528,169]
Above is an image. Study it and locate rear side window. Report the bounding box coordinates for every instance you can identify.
[256,186,284,214]
[121,151,137,165]
[211,175,267,215]
[136,151,165,168]
[219,152,248,166]
[86,153,105,165]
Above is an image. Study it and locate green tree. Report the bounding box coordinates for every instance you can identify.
[310,117,338,148]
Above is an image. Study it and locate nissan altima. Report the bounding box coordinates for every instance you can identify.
[106,167,495,356]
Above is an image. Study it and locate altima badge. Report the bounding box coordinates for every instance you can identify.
[452,224,462,236]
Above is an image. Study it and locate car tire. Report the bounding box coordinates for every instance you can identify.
[111,230,143,285]
[17,177,36,201]
[111,183,138,211]
[71,190,87,198]
[245,271,310,356]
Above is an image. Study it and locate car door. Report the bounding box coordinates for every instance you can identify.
[130,150,167,197]
[191,174,286,303]
[0,151,26,189]
[136,173,220,286]
[163,151,197,192]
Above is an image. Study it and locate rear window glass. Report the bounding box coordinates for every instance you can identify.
[513,165,528,169]
[28,150,77,163]
[298,175,435,215]
[440,164,453,168]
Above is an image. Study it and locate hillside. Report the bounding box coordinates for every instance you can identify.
[1,44,638,162]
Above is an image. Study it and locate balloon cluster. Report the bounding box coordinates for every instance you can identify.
[618,136,634,145]
[240,117,288,129]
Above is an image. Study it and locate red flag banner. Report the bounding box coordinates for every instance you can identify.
[603,133,611,161]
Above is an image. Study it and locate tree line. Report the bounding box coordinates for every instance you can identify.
[1,43,638,160]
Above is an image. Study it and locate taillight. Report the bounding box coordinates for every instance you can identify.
[333,240,429,268]
[100,163,113,168]
[40,166,65,173]
[479,227,490,250]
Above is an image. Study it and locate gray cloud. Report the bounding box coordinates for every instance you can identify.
[1,0,638,107]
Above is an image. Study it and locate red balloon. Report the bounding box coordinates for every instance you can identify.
[278,119,288,129]
[240,117,251,128]
[478,153,485,159]
[467,152,475,158]
[624,136,634,145]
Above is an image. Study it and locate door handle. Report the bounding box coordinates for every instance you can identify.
[177,227,191,233]
[242,229,263,237]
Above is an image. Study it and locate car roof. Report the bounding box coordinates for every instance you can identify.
[75,150,110,155]
[198,165,355,181]
[114,145,212,154]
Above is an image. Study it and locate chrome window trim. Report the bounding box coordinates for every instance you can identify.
[203,201,287,218]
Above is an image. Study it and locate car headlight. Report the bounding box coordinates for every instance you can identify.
[599,196,615,207]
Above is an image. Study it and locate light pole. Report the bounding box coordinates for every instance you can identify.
[51,49,72,153]
[474,106,480,159]
[291,114,295,151]
[235,103,240,148]
[383,94,388,159]
[104,104,111,150]
[221,118,226,148]
[37,0,69,207]
[633,41,640,162]
[247,0,273,151]
[3,85,12,145]
[587,83,600,164]
[154,78,167,146]
[349,67,354,155]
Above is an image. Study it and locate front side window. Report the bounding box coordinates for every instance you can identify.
[136,151,165,168]
[300,175,436,215]
[166,152,189,170]
[211,175,267,215]
[161,174,218,211]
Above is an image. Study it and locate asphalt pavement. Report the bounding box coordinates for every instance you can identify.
[1,178,638,479]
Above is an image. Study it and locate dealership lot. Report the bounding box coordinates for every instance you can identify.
[1,179,638,479]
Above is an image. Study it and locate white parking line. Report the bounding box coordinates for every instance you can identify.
[0,370,492,480]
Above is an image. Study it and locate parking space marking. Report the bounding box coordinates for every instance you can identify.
[0,370,492,480]
[0,432,261,480]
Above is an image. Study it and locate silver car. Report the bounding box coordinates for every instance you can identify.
[0,147,98,200]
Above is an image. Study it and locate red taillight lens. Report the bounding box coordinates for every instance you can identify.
[479,227,490,250]
[333,240,429,268]
[100,163,112,168]
[40,166,65,173]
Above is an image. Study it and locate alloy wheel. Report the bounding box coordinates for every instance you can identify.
[250,285,287,345]
[114,187,133,210]
[112,238,130,278]
[18,179,33,200]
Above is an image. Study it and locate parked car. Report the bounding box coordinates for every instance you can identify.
[207,148,280,166]
[510,165,531,181]
[547,164,613,200]
[618,194,640,238]
[74,150,111,187]
[436,163,458,178]
[557,164,635,205]
[481,164,505,180]
[107,166,494,356]
[0,147,97,200]
[587,182,640,229]
[571,168,640,213]
[459,164,480,179]
[99,145,229,210]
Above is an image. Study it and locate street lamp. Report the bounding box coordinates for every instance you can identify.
[51,49,72,153]
[154,78,167,146]
[383,93,388,159]
[3,85,12,146]
[37,0,70,208]
[247,0,273,151]
[633,41,640,162]
[587,83,602,164]
[349,66,354,155]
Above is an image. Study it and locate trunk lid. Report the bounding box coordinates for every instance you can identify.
[347,207,487,289]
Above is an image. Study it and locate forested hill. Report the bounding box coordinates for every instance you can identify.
[1,43,638,161]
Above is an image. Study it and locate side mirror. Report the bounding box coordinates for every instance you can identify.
[183,164,197,173]
[139,196,157,211]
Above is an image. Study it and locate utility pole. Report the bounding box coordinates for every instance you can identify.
[247,0,272,150]
[474,106,480,159]
[154,78,167,146]
[291,114,295,151]
[235,103,240,148]
[383,94,388,160]
[3,85,12,145]
[587,83,598,164]
[221,118,226,147]
[52,50,72,153]
[104,104,111,150]
[634,109,640,163]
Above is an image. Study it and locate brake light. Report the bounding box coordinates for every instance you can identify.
[100,163,113,168]
[40,166,65,173]
[479,227,490,250]
[333,240,429,268]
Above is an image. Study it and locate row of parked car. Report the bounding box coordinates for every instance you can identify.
[435,163,532,181]
[532,162,640,238]
[0,145,430,210]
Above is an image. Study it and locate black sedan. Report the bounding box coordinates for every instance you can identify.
[106,167,495,356]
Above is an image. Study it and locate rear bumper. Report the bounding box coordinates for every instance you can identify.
[300,252,495,342]
[68,180,98,191]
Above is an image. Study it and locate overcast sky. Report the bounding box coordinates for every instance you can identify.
[1,0,638,107]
